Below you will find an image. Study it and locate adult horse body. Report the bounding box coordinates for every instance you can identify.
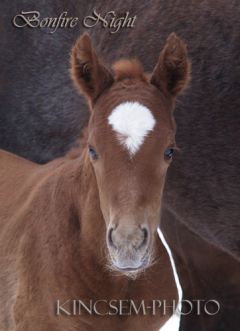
[0,34,191,330]
[1,1,240,330]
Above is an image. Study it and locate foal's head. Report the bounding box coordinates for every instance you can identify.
[71,33,190,275]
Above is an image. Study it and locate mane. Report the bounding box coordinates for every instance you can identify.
[112,59,148,82]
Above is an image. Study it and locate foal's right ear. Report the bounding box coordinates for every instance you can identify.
[71,33,114,105]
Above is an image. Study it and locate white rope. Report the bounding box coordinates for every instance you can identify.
[157,228,182,331]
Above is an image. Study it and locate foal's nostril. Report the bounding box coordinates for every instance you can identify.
[138,227,149,249]
[108,227,117,249]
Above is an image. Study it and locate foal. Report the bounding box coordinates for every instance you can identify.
[0,33,190,330]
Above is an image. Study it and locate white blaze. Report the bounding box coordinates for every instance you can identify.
[108,101,156,155]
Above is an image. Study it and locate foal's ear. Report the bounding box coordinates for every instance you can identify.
[150,33,191,97]
[71,33,114,105]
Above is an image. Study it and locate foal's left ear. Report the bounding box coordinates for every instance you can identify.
[150,33,191,97]
[71,33,114,105]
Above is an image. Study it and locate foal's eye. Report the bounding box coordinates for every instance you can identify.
[164,148,174,160]
[88,146,98,160]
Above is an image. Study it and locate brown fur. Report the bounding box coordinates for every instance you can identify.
[113,59,147,82]
[71,33,113,106]
[0,33,191,330]
[151,33,191,97]
[0,150,177,331]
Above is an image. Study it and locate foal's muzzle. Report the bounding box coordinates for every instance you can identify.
[107,223,151,271]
